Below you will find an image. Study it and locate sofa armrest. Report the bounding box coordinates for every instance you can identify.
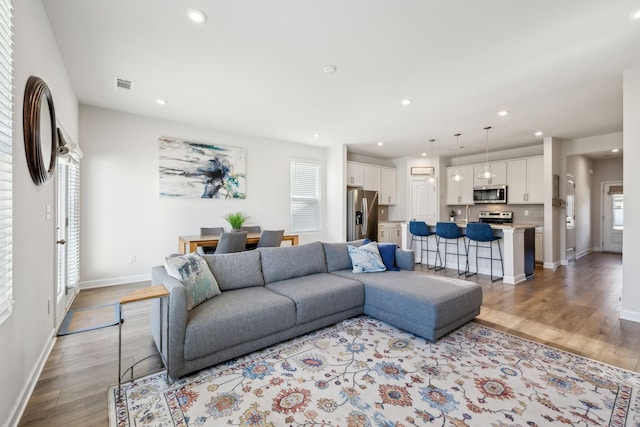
[151,265,188,379]
[395,248,415,271]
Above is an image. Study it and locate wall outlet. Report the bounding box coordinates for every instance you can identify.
[128,254,136,263]
[524,210,529,216]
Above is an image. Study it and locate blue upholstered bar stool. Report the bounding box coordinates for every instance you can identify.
[435,222,467,275]
[465,222,503,282]
[409,221,436,268]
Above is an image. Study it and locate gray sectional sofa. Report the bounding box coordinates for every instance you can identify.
[151,240,482,380]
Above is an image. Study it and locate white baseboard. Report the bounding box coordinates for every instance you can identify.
[543,261,561,270]
[6,331,57,427]
[80,273,151,289]
[620,309,640,323]
[576,248,592,259]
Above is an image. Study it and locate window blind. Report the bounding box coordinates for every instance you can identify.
[290,160,321,233]
[67,163,80,288]
[0,0,12,325]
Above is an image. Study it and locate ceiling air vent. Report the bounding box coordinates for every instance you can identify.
[115,78,133,91]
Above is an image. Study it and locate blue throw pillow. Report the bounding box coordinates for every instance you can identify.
[347,241,386,273]
[377,242,400,271]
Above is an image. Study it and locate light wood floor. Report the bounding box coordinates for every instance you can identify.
[19,252,640,426]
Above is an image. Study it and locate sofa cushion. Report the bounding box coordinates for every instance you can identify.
[258,241,327,284]
[378,243,400,271]
[164,253,221,310]
[203,250,264,291]
[184,287,296,360]
[322,239,367,272]
[266,273,364,324]
[348,241,386,273]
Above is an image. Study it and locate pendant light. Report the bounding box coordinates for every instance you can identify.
[428,139,437,183]
[478,126,495,180]
[449,133,463,182]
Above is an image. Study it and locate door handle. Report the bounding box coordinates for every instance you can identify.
[57,239,66,245]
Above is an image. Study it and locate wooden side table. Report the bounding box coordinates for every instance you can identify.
[118,285,169,398]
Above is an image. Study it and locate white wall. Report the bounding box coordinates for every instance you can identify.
[1,0,79,424]
[566,155,593,257]
[622,66,640,322]
[590,157,623,251]
[79,105,333,287]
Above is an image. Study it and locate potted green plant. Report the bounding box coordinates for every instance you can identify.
[449,210,457,222]
[223,211,250,231]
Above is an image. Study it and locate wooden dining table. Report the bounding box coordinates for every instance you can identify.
[178,232,299,254]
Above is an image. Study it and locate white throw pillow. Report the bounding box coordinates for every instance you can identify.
[347,241,387,273]
[164,254,221,310]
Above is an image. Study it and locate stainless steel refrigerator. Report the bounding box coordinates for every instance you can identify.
[347,189,378,241]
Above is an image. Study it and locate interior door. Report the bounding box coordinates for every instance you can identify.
[602,182,623,253]
[411,178,437,224]
[565,174,576,262]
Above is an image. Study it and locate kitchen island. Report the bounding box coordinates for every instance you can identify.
[400,223,536,285]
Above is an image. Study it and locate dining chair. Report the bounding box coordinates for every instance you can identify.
[257,230,284,248]
[214,231,248,254]
[242,226,262,249]
[199,227,224,253]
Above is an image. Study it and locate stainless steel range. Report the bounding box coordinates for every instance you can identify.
[478,211,513,224]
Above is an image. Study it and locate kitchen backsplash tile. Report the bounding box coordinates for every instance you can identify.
[449,204,544,226]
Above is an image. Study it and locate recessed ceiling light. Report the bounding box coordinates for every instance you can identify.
[535,131,543,136]
[187,9,207,24]
[377,141,384,146]
[313,133,321,138]
[421,152,427,157]
[156,99,167,105]
[323,65,337,74]
[612,148,620,153]
[631,9,640,19]
[401,98,412,106]
[498,110,509,116]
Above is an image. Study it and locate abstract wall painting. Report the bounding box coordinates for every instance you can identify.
[159,137,246,199]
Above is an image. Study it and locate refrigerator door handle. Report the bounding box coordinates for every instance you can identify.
[362,198,368,236]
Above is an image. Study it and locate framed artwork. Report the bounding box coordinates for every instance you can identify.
[159,137,246,199]
[411,166,434,176]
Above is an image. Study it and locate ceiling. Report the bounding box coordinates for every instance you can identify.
[41,0,640,159]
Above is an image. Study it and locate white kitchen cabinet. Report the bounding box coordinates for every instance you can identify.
[363,164,381,192]
[378,223,402,246]
[379,167,397,205]
[347,162,364,187]
[473,161,507,187]
[446,165,475,205]
[507,156,543,204]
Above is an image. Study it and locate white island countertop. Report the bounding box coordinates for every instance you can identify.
[453,222,538,230]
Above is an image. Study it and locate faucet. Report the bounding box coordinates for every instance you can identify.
[464,205,471,224]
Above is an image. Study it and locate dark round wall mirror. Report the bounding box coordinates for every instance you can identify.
[23,75,57,186]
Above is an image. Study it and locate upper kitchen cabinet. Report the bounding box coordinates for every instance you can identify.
[507,156,544,204]
[473,161,507,187]
[379,167,397,205]
[347,161,364,187]
[363,164,381,192]
[446,165,475,205]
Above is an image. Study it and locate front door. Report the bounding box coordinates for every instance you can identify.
[602,181,623,253]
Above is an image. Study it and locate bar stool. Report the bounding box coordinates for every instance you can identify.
[435,222,467,275]
[409,221,436,268]
[465,222,503,282]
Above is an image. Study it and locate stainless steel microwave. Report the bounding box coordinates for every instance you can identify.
[473,185,507,204]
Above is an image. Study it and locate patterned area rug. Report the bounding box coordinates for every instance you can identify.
[109,316,640,426]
